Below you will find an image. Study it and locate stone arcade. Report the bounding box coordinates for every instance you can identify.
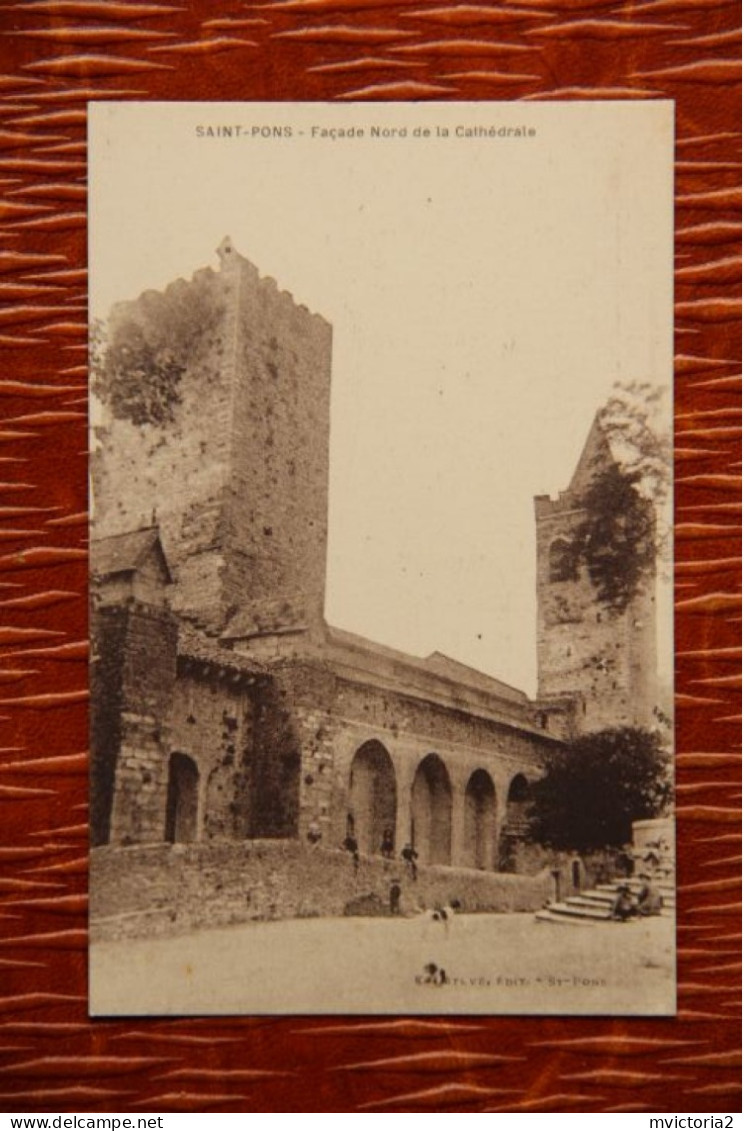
[90,240,657,924]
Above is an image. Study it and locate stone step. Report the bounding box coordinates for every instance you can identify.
[542,901,612,922]
[585,887,676,909]
[576,890,617,904]
[564,894,615,910]
[597,882,676,906]
[537,900,674,926]
[535,908,599,927]
[536,883,676,925]
[601,876,675,887]
[599,881,676,894]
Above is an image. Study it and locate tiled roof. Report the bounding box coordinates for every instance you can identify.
[178,623,266,677]
[222,596,309,640]
[91,527,171,580]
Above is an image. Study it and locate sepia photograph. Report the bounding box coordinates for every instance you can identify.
[87,101,675,1016]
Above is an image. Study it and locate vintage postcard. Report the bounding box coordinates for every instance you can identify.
[88,101,675,1015]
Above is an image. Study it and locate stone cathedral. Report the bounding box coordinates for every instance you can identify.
[90,240,657,917]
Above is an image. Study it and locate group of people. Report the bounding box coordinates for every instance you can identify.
[336,821,456,920]
[611,874,664,921]
[339,823,421,881]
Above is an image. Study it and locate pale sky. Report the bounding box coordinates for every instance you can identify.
[89,101,674,695]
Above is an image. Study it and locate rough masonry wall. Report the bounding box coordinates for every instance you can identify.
[535,495,658,732]
[250,670,309,838]
[263,660,553,851]
[91,607,125,846]
[168,669,255,840]
[95,603,179,845]
[226,251,332,629]
[93,248,334,636]
[90,841,554,941]
[92,268,234,627]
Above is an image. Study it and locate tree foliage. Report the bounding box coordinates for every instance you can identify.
[91,280,224,427]
[571,383,670,614]
[529,727,672,852]
[575,464,656,612]
[94,319,187,426]
[596,382,671,504]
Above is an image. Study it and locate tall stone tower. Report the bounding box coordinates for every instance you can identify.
[92,239,333,640]
[534,416,658,734]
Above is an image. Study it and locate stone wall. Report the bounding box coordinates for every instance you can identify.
[227,244,332,630]
[92,267,233,627]
[90,840,554,942]
[169,667,255,840]
[250,674,302,838]
[261,659,553,851]
[92,241,333,637]
[92,601,178,846]
[535,492,657,732]
[91,608,126,846]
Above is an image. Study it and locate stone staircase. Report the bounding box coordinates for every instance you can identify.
[536,875,676,926]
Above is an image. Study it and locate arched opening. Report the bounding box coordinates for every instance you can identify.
[505,773,531,829]
[572,858,583,892]
[348,740,397,856]
[464,769,497,870]
[549,537,578,583]
[410,754,452,866]
[498,773,532,871]
[165,752,199,843]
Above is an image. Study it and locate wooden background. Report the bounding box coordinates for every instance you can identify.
[0,0,740,1114]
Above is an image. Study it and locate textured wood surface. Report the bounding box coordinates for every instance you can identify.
[0,0,740,1114]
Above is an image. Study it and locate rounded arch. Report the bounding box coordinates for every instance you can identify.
[548,536,578,583]
[348,740,397,856]
[498,772,532,870]
[464,768,497,870]
[410,753,452,866]
[507,773,530,806]
[165,752,200,843]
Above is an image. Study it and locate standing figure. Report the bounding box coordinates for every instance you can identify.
[342,831,360,871]
[401,842,419,881]
[381,827,395,859]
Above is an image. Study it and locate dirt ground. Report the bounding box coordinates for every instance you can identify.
[90,910,676,1017]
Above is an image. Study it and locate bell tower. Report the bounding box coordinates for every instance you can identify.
[535,416,658,733]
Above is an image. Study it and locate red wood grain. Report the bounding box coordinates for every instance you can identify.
[0,0,740,1113]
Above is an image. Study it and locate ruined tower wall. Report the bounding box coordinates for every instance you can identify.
[535,492,658,732]
[92,267,234,626]
[223,246,332,628]
[92,243,333,633]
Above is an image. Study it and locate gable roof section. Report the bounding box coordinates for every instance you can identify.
[222,596,309,640]
[424,651,528,704]
[91,526,172,583]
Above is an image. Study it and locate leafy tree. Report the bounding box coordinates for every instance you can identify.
[94,318,187,427]
[571,383,671,614]
[596,382,671,505]
[529,727,672,852]
[90,278,224,427]
[575,463,656,612]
